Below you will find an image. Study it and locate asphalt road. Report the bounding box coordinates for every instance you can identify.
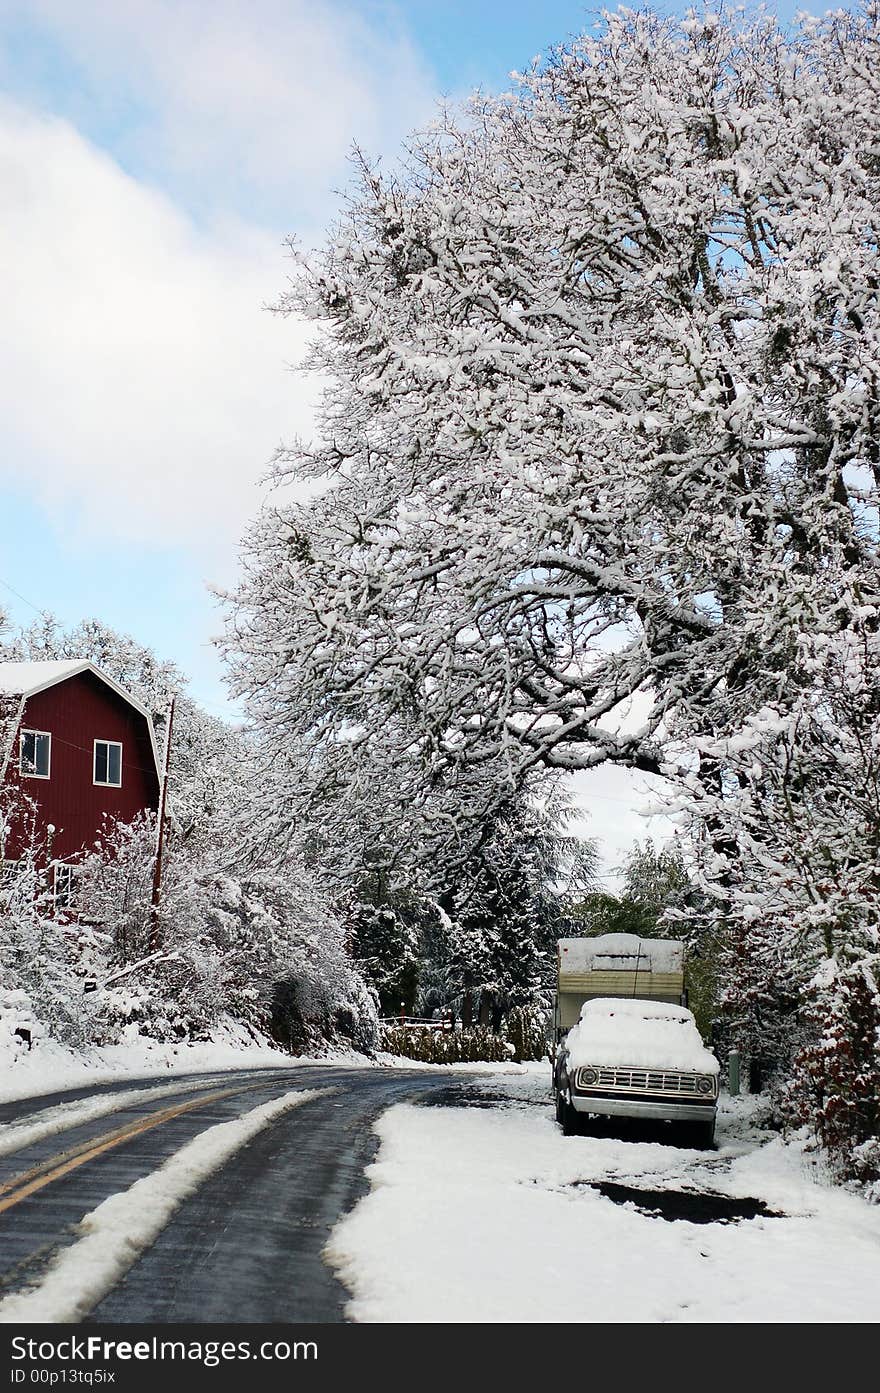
[0,1064,458,1323]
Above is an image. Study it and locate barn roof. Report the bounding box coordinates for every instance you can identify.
[0,660,161,782]
[0,660,94,697]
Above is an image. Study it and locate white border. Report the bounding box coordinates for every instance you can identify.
[93,738,123,788]
[20,728,51,780]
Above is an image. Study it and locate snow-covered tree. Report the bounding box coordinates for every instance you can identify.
[226,4,880,797]
[672,605,880,1177]
[573,840,693,937]
[428,787,591,1027]
[77,813,156,968]
[0,786,100,1047]
[223,5,880,1175]
[345,894,422,1017]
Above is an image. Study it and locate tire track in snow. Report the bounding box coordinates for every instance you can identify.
[0,1088,330,1323]
[0,1077,269,1162]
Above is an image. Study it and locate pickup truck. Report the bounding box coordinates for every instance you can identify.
[551,935,719,1148]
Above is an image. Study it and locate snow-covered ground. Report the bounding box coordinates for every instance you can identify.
[327,1065,880,1323]
[0,1017,371,1106]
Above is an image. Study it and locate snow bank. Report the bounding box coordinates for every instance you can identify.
[0,1016,374,1107]
[0,1089,327,1323]
[326,1087,880,1323]
[564,998,719,1073]
[0,1028,285,1106]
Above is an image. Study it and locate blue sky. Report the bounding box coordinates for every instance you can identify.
[0,0,813,729]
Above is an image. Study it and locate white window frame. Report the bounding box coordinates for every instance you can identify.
[93,738,123,788]
[20,729,51,780]
[53,862,81,912]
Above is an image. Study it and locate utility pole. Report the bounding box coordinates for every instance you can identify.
[150,695,176,952]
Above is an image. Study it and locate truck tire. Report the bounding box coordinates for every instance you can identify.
[559,1091,579,1136]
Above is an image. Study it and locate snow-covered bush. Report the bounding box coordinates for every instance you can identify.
[0,986,42,1068]
[78,813,156,966]
[270,968,378,1057]
[503,1007,548,1064]
[0,790,99,1049]
[163,863,379,1052]
[75,823,379,1051]
[379,1024,513,1064]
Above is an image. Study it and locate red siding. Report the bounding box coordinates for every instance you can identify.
[2,672,160,864]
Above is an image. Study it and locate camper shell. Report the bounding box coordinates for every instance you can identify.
[553,933,686,1042]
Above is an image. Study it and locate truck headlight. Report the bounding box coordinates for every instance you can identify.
[697,1076,715,1095]
[579,1067,599,1087]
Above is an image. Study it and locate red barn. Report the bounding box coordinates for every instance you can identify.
[0,661,161,898]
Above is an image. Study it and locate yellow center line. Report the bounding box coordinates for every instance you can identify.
[0,1084,266,1217]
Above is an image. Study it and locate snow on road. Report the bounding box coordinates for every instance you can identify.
[0,1077,275,1160]
[327,1070,880,1323]
[0,1088,329,1324]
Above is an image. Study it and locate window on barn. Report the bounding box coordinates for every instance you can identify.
[53,863,80,912]
[94,739,123,787]
[20,730,51,779]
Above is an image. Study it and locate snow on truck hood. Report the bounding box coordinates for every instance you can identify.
[564,998,719,1074]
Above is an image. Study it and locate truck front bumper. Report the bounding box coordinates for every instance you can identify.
[570,1094,716,1124]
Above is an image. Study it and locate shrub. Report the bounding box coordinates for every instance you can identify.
[503,1007,548,1062]
[787,958,880,1195]
[380,1024,514,1064]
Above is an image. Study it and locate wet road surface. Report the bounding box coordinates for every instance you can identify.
[0,1064,455,1323]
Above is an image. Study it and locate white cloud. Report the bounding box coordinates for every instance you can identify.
[0,99,316,560]
[8,0,434,225]
[0,2,438,565]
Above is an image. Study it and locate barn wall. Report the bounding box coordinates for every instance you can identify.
[2,672,160,864]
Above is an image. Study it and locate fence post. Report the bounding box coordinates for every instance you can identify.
[728,1049,741,1096]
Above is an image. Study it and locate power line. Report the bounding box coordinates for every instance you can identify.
[0,576,49,618]
[14,727,160,780]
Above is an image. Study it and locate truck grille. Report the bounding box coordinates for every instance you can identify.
[576,1067,707,1096]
